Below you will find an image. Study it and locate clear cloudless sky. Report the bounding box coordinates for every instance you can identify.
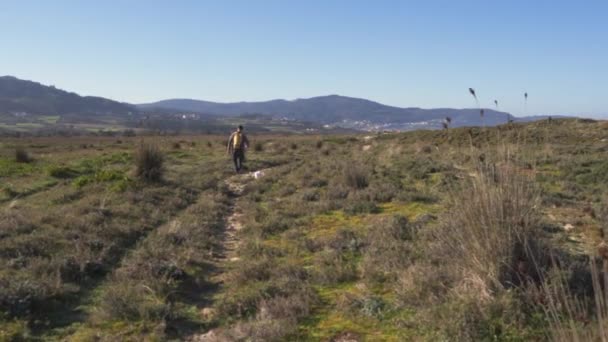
[1,0,607,117]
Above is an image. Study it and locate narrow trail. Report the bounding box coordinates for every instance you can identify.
[189,168,270,342]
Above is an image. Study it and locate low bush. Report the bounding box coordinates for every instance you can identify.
[222,290,315,341]
[15,147,31,163]
[301,189,320,202]
[135,142,164,182]
[344,200,379,215]
[48,165,78,178]
[313,249,357,285]
[343,164,369,190]
[434,160,544,300]
[361,215,414,281]
[326,184,350,200]
[97,280,170,322]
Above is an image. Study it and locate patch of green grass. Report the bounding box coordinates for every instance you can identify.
[72,169,131,190]
[378,201,440,220]
[0,157,37,177]
[48,165,79,178]
[0,319,29,341]
[297,283,417,341]
[38,116,61,124]
[15,123,43,128]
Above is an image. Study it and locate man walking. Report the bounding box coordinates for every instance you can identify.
[227,125,250,173]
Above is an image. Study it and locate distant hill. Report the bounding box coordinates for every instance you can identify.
[139,95,514,129]
[0,76,574,134]
[0,76,135,116]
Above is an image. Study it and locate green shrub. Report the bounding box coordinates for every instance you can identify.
[48,165,78,178]
[73,175,93,188]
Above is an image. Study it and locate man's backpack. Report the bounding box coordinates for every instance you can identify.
[233,132,243,149]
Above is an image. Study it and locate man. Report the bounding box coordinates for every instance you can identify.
[227,125,250,173]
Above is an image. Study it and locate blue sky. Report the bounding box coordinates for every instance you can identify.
[1,0,607,117]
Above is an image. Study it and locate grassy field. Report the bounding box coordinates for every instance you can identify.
[1,119,608,341]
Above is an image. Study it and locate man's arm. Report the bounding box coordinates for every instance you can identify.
[243,134,250,149]
[227,133,235,153]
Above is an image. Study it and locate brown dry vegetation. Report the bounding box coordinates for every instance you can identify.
[1,119,608,341]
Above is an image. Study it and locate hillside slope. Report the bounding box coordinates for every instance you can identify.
[0,76,135,116]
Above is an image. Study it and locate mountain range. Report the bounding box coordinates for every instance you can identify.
[0,75,569,132]
[139,96,514,130]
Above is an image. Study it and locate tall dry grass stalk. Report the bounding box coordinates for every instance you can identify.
[541,253,608,342]
[438,149,542,300]
[135,142,164,182]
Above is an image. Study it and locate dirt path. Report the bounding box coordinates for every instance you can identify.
[189,169,270,342]
[220,169,269,262]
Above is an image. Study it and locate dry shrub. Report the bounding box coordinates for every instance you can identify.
[365,181,399,203]
[435,159,543,300]
[326,184,349,200]
[541,256,608,341]
[301,189,320,202]
[396,263,456,306]
[135,142,164,182]
[335,288,387,319]
[223,292,314,341]
[343,164,369,190]
[0,211,37,239]
[96,279,169,322]
[15,147,31,163]
[226,258,273,286]
[313,249,357,285]
[417,144,434,154]
[361,215,414,282]
[328,229,362,252]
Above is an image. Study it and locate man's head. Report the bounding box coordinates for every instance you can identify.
[237,125,243,132]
